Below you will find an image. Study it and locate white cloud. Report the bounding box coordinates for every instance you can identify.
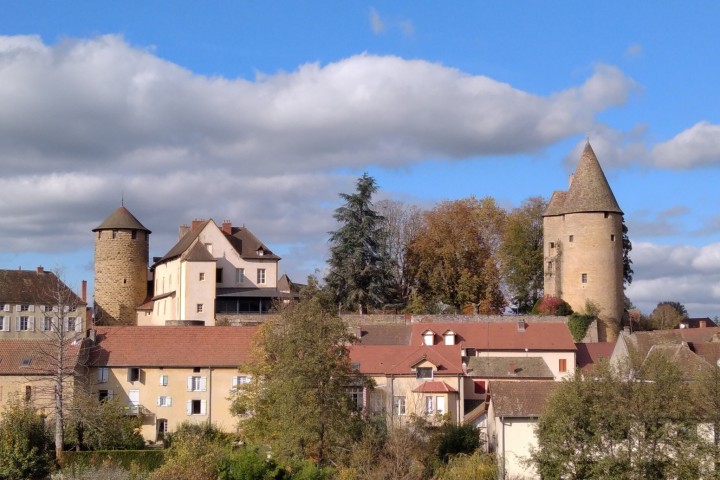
[627,241,720,317]
[650,121,720,168]
[369,8,385,34]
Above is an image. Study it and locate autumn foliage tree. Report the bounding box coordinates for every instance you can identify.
[406,197,506,314]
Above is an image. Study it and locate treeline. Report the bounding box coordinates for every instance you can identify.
[325,173,547,315]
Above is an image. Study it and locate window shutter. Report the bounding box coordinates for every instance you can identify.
[28,317,34,331]
[200,400,207,415]
[108,390,114,400]
[157,397,161,406]
[232,376,238,388]
[167,396,172,407]
[52,306,58,312]
[63,306,69,313]
[29,305,35,312]
[187,377,193,391]
[2,304,8,312]
[199,376,207,392]
[15,318,20,331]
[16,305,21,312]
[40,305,46,312]
[76,318,83,332]
[186,400,192,415]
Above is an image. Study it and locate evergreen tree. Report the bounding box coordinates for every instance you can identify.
[326,173,392,313]
[622,216,633,288]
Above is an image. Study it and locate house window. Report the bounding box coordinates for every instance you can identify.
[157,396,172,407]
[188,376,207,392]
[436,396,446,415]
[236,268,244,284]
[21,358,31,367]
[187,399,206,415]
[232,376,250,389]
[20,305,30,312]
[157,419,168,439]
[444,332,455,345]
[425,396,434,415]
[416,367,433,379]
[127,367,140,382]
[199,272,205,281]
[549,242,555,249]
[257,269,266,285]
[160,374,169,386]
[0,316,7,332]
[393,396,406,416]
[581,273,588,284]
[19,316,30,331]
[66,317,76,332]
[42,317,53,331]
[347,387,363,410]
[611,234,616,241]
[559,359,567,373]
[197,304,204,313]
[216,268,223,283]
[98,367,109,383]
[423,332,434,346]
[569,235,574,243]
[98,389,113,401]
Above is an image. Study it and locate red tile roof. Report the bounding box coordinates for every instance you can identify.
[413,381,458,393]
[575,342,615,373]
[410,322,577,351]
[349,344,463,375]
[88,326,258,367]
[0,339,86,375]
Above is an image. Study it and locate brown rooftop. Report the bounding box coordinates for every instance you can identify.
[93,206,151,232]
[491,380,559,417]
[0,269,85,306]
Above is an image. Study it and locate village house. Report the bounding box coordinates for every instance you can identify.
[87,326,257,443]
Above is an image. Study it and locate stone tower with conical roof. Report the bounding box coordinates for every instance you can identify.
[543,143,624,342]
[93,206,151,325]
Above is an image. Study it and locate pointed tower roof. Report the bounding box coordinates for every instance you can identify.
[93,206,151,232]
[544,142,622,216]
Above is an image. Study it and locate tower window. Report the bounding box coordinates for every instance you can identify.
[112,230,118,239]
[604,212,609,218]
[131,230,137,239]
[97,231,101,239]
[549,242,555,249]
[610,234,615,241]
[569,235,574,243]
[581,273,588,284]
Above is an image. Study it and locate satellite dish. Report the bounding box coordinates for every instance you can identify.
[716,358,720,368]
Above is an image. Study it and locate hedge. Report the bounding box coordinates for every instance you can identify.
[59,450,165,472]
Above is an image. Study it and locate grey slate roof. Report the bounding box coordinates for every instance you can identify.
[182,241,216,262]
[491,380,559,417]
[93,206,151,232]
[466,356,554,379]
[544,142,622,216]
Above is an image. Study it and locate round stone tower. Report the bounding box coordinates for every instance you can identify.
[543,142,624,342]
[93,206,151,325]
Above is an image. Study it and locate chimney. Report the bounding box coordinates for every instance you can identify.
[179,224,190,239]
[517,319,526,332]
[222,220,232,235]
[36,266,44,273]
[568,173,574,188]
[81,280,87,303]
[191,219,205,230]
[508,362,516,375]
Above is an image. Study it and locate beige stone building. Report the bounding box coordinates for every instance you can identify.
[93,206,151,325]
[87,326,257,443]
[543,142,624,341]
[141,219,296,326]
[0,267,88,339]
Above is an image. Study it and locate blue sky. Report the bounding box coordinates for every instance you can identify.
[1,2,719,316]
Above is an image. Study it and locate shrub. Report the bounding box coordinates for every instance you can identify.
[568,314,595,342]
[0,395,52,480]
[435,423,481,462]
[218,446,284,480]
[59,450,165,472]
[531,296,573,316]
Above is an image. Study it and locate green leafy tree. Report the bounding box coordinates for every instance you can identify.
[66,393,145,451]
[500,197,546,313]
[622,217,633,288]
[0,394,52,480]
[326,173,393,313]
[650,302,687,330]
[406,197,506,313]
[534,356,703,479]
[151,422,230,480]
[232,281,361,466]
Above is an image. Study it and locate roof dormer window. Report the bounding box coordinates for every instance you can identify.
[422,330,434,346]
[257,249,264,256]
[443,330,456,345]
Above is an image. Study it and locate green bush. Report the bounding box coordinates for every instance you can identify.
[0,395,52,480]
[435,423,481,462]
[568,313,595,342]
[218,446,284,480]
[59,450,165,472]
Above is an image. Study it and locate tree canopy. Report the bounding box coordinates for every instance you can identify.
[326,173,393,313]
[231,282,362,466]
